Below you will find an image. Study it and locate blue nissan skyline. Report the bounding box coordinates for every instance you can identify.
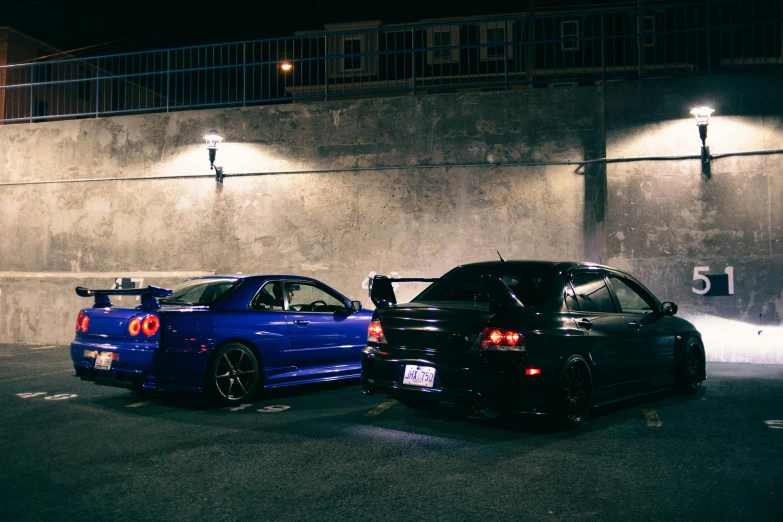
[70,275,372,404]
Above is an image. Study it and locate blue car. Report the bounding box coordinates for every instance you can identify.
[70,275,373,404]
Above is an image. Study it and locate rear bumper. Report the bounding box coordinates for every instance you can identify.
[361,348,553,414]
[70,339,160,389]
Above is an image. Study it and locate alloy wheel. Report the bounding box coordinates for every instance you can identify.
[214,347,258,401]
[560,360,592,422]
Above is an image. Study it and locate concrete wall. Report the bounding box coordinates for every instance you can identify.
[1,70,782,362]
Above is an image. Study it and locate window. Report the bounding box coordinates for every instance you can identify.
[250,281,284,311]
[160,278,240,306]
[642,15,655,48]
[561,20,580,51]
[607,276,656,314]
[565,282,580,312]
[412,265,553,308]
[570,272,615,313]
[433,29,451,62]
[480,22,515,61]
[284,281,346,313]
[426,26,460,64]
[343,35,362,71]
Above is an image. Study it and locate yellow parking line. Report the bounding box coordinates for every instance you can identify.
[30,345,57,350]
[366,400,398,416]
[126,401,150,408]
[643,408,662,427]
[0,370,72,383]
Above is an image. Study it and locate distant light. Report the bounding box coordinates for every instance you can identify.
[280,62,293,72]
[690,106,714,126]
[525,368,541,376]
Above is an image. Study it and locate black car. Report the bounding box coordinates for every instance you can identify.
[361,260,706,428]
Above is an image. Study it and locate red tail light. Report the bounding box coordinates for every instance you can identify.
[76,311,90,333]
[525,368,541,376]
[367,320,387,344]
[479,327,525,351]
[141,315,160,336]
[128,318,142,336]
[81,315,90,332]
[76,311,85,331]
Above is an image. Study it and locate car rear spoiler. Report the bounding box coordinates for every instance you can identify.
[75,285,173,310]
[370,275,523,312]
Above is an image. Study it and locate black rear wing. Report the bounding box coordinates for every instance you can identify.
[75,285,173,310]
[370,275,523,312]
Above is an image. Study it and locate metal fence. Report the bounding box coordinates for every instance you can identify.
[1,0,781,124]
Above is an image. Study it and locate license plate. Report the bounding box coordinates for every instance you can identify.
[402,365,436,388]
[94,352,115,371]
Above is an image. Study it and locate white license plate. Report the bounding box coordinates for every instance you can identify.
[402,365,436,388]
[94,352,114,371]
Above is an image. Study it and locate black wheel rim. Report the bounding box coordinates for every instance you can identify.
[214,348,257,401]
[686,344,702,380]
[560,361,592,422]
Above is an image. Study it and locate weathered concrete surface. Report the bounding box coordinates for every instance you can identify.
[0,88,597,344]
[1,71,782,363]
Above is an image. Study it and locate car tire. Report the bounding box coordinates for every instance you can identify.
[550,355,594,429]
[205,343,260,405]
[675,338,704,394]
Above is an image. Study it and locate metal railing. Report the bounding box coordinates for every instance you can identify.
[0,0,780,124]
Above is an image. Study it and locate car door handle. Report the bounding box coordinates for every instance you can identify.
[293,320,310,328]
[577,319,593,330]
[628,321,641,329]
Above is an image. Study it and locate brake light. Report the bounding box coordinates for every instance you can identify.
[525,368,541,376]
[367,320,387,344]
[81,315,90,332]
[76,311,84,331]
[128,318,142,336]
[479,327,525,351]
[141,315,160,336]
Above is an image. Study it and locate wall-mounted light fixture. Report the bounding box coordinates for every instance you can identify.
[690,106,714,173]
[204,130,224,182]
[280,61,293,72]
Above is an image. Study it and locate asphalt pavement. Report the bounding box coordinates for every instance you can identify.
[1,343,782,521]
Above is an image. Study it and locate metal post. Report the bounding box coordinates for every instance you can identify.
[601,13,606,83]
[504,18,509,90]
[242,43,247,106]
[526,0,535,84]
[325,35,329,101]
[29,64,34,123]
[637,0,645,78]
[706,1,711,74]
[166,51,170,112]
[412,29,416,95]
[95,57,100,116]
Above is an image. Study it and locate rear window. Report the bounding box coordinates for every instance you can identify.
[159,278,240,306]
[412,265,553,307]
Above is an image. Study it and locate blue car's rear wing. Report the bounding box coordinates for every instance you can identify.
[370,275,523,312]
[75,285,173,310]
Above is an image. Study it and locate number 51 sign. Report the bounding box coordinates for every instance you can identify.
[693,266,735,296]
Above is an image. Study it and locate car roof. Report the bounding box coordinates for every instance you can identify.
[453,260,613,272]
[187,274,324,284]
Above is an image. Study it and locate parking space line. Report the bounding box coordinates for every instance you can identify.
[0,370,72,383]
[365,400,398,416]
[764,420,783,429]
[643,408,662,427]
[126,401,150,408]
[29,345,57,350]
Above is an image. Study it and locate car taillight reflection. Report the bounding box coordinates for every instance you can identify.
[479,327,525,351]
[367,320,387,344]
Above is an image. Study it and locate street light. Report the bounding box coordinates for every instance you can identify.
[204,130,224,183]
[280,61,293,72]
[690,106,714,173]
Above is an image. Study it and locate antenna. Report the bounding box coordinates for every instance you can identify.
[497,251,506,263]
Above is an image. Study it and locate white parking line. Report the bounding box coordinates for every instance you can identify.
[763,420,783,429]
[30,345,57,350]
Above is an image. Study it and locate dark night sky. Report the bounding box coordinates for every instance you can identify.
[1,0,656,57]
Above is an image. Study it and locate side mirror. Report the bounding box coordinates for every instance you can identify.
[350,300,363,312]
[661,302,678,316]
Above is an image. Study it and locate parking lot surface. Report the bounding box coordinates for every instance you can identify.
[1,343,782,521]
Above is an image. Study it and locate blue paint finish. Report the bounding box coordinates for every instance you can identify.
[69,275,372,396]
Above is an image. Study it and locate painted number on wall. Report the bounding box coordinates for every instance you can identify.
[692,266,735,296]
[112,277,144,301]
